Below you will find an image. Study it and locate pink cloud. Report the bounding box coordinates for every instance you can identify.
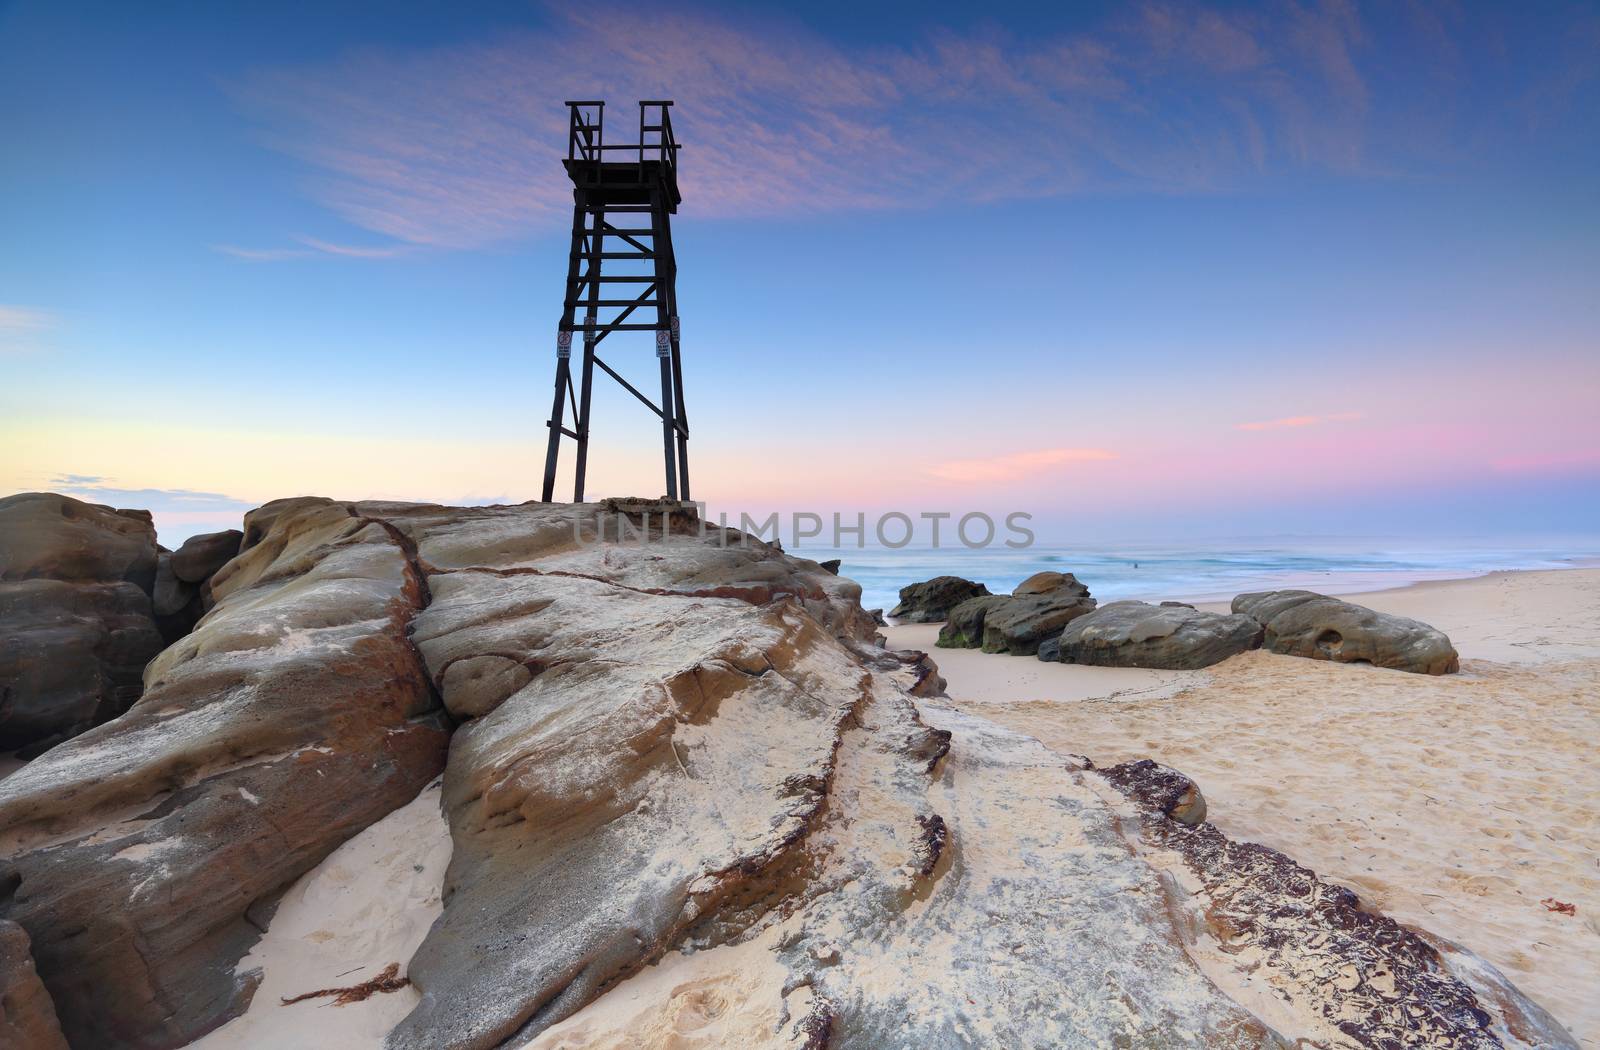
[925,447,1118,483]
[231,1,1381,249]
[1235,412,1362,431]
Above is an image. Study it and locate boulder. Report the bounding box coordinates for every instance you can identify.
[818,558,841,575]
[889,575,990,623]
[150,552,196,617]
[1233,590,1459,674]
[0,498,449,1048]
[1013,570,1089,597]
[0,494,175,749]
[0,919,68,1050]
[170,528,243,584]
[936,593,1007,648]
[979,587,1096,655]
[0,492,158,590]
[0,580,165,751]
[937,574,1096,655]
[1049,600,1263,669]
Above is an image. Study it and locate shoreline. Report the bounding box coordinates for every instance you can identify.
[839,543,1600,618]
[1164,563,1600,611]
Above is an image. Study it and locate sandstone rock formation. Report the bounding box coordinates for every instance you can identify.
[0,919,68,1050]
[938,571,1095,655]
[0,500,1572,1049]
[0,498,242,752]
[1234,589,1460,674]
[0,498,450,1047]
[0,494,168,750]
[1045,599,1264,669]
[887,575,989,623]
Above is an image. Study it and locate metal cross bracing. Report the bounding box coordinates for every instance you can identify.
[541,99,690,503]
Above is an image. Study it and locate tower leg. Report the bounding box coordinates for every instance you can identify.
[542,199,590,502]
[574,341,596,502]
[650,190,680,500]
[540,357,569,502]
[670,338,689,500]
[658,350,678,499]
[573,204,603,503]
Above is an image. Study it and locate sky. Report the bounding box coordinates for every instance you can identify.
[2,0,1598,546]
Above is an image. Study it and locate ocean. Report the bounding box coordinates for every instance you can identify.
[786,537,1600,615]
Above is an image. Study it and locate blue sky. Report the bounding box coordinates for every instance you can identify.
[2,1,1597,544]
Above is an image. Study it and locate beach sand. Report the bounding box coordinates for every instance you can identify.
[188,781,451,1050]
[885,568,1600,1047]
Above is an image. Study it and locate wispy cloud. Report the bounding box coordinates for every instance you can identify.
[213,235,411,261]
[47,475,255,513]
[230,1,1397,249]
[0,305,55,353]
[213,244,312,261]
[926,447,1117,483]
[1235,412,1362,432]
[294,236,411,259]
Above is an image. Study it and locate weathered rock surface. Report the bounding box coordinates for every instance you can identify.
[937,572,1096,655]
[0,498,449,1048]
[0,919,69,1050]
[1048,599,1264,669]
[0,494,171,750]
[523,684,1574,1050]
[1102,758,1208,825]
[1103,762,1576,1049]
[0,580,164,751]
[887,575,989,623]
[1234,589,1460,674]
[0,499,1571,1049]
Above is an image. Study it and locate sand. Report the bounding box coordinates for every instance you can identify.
[885,568,1600,1047]
[188,780,452,1050]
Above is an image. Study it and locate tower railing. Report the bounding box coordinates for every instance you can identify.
[564,100,680,182]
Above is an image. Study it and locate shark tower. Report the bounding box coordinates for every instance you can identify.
[541,100,689,503]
